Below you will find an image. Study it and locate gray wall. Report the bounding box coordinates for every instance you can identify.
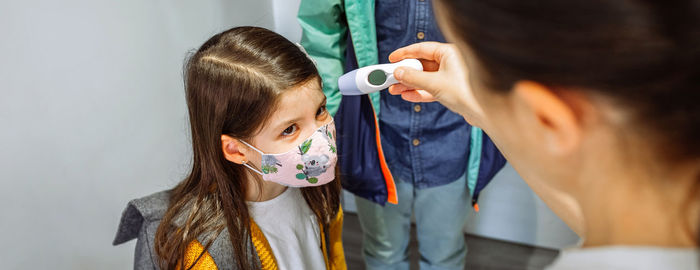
[0,1,273,269]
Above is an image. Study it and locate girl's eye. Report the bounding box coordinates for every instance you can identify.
[316,105,327,117]
[282,124,298,136]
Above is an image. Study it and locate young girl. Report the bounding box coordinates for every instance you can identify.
[113,26,345,270]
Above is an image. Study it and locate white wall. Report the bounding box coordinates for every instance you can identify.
[464,164,580,249]
[272,0,303,43]
[0,1,273,269]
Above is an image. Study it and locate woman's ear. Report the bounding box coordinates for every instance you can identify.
[512,81,583,156]
[221,135,248,164]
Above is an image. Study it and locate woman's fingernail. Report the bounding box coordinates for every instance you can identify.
[395,68,404,79]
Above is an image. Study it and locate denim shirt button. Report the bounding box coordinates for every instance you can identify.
[416,32,425,40]
[412,138,421,146]
[414,104,422,112]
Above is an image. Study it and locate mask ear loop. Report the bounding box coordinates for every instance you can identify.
[239,140,264,176]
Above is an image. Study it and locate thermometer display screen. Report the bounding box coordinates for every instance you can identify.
[368,69,387,86]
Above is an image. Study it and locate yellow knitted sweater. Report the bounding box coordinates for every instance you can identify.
[183,208,345,270]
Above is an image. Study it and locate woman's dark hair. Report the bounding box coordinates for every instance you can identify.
[436,0,699,245]
[154,26,341,270]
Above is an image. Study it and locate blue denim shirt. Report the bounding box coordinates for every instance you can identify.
[375,0,471,188]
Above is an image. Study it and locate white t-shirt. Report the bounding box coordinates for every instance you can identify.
[247,188,326,270]
[547,246,699,270]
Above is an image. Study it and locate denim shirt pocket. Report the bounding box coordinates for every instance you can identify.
[375,0,407,31]
[375,0,409,62]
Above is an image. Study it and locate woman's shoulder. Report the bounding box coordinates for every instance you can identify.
[547,246,699,270]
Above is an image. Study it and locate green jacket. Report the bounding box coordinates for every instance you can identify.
[298,0,380,116]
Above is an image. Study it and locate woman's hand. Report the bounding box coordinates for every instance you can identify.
[388,42,485,127]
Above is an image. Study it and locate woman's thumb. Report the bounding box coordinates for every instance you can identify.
[394,67,440,96]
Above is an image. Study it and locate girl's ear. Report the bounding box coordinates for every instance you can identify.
[221,135,247,164]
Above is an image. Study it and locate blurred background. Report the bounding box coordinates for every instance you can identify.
[0,0,578,269]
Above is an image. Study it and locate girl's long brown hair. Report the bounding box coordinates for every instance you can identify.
[154,26,341,270]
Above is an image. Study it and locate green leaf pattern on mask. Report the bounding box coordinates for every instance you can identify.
[262,165,278,174]
[300,139,312,154]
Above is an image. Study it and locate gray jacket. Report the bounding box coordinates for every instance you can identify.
[113,190,335,270]
[113,190,261,270]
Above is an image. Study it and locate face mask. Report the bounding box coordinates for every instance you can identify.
[240,121,337,187]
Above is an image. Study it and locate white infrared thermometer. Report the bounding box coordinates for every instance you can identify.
[338,59,423,95]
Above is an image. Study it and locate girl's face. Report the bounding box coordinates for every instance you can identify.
[243,78,331,169]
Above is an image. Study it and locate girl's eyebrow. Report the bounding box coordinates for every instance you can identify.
[273,117,303,132]
[272,95,327,131]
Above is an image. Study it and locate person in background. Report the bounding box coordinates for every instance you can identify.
[389,0,700,269]
[298,1,505,269]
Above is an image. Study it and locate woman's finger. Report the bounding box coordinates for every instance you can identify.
[388,42,446,63]
[400,90,437,103]
[418,59,440,72]
[388,83,415,95]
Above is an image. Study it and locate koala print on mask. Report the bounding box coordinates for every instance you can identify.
[301,154,330,177]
